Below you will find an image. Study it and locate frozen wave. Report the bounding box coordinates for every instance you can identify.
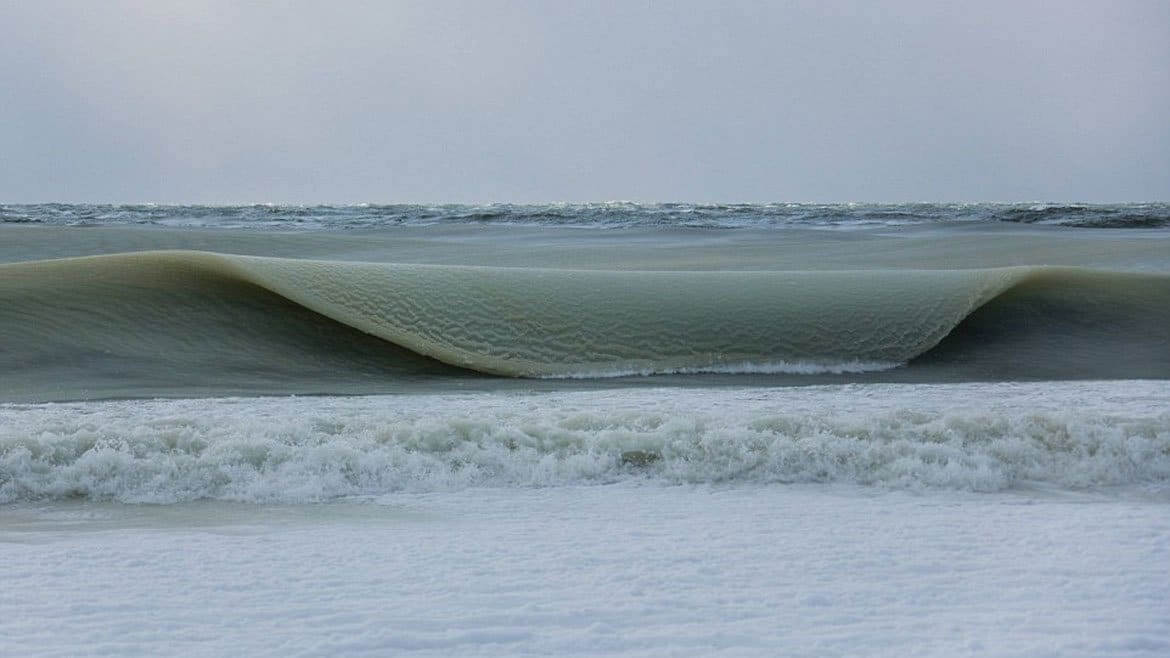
[4,251,1169,395]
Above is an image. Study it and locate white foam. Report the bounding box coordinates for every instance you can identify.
[3,381,1168,503]
[539,359,902,378]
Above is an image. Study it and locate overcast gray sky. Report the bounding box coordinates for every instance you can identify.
[2,1,1167,203]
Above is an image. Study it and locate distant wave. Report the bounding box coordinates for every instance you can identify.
[2,250,1169,400]
[995,204,1170,228]
[2,203,1168,229]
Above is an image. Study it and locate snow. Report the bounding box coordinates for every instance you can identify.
[3,484,1168,657]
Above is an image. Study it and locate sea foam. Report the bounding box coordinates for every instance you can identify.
[3,382,1167,503]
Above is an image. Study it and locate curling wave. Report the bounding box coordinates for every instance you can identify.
[1,251,1169,400]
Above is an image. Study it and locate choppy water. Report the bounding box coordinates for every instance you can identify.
[4,202,1169,229]
[3,383,1169,503]
[2,204,1169,500]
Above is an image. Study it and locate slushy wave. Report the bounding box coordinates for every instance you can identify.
[4,251,1169,394]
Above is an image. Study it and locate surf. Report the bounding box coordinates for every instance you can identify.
[3,382,1169,502]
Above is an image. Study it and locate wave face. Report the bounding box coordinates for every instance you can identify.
[3,250,1170,401]
[3,202,1169,229]
[2,383,1168,502]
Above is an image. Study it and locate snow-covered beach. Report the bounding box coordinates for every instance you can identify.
[4,483,1168,657]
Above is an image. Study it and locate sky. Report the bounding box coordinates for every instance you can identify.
[1,1,1167,203]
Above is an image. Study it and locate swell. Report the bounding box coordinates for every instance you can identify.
[1,250,1169,400]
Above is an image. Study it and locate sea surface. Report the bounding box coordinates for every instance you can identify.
[2,203,1169,656]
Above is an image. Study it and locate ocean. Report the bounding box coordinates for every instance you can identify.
[2,203,1169,656]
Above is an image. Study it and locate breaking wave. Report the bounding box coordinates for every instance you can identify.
[2,383,1168,502]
